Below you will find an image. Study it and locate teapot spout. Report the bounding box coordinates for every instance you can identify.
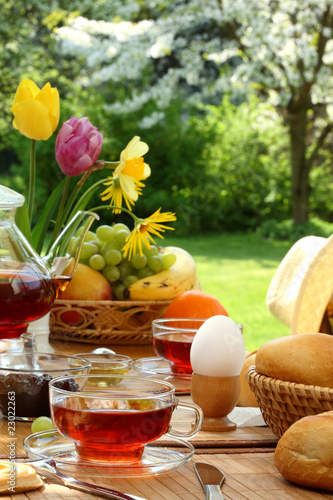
[42,211,99,292]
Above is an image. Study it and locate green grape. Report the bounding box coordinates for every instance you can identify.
[105,249,122,266]
[80,241,98,260]
[102,265,121,283]
[161,252,177,270]
[143,245,159,258]
[84,231,97,242]
[137,266,154,279]
[115,229,130,246]
[67,237,75,253]
[89,239,102,252]
[118,260,135,278]
[89,254,106,271]
[101,240,122,254]
[96,225,116,242]
[123,275,139,287]
[31,416,55,436]
[147,255,163,273]
[113,223,130,233]
[131,253,148,270]
[114,284,126,300]
[69,236,80,256]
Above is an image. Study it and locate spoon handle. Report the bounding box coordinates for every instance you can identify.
[31,463,146,500]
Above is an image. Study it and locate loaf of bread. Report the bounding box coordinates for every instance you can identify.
[237,351,258,407]
[274,411,333,491]
[256,333,333,387]
[0,462,43,494]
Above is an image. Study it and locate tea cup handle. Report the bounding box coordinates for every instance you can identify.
[168,401,203,439]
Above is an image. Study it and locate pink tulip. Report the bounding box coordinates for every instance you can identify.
[55,116,103,176]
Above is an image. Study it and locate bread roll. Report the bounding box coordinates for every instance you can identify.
[0,462,43,494]
[274,411,333,491]
[237,351,258,407]
[256,333,333,387]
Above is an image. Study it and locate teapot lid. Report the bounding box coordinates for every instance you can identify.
[0,185,25,209]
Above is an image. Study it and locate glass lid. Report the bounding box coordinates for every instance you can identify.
[0,185,25,209]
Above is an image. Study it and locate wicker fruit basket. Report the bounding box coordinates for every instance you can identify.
[49,299,170,345]
[246,366,333,438]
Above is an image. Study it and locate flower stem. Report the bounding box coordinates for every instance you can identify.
[77,161,119,187]
[28,139,36,223]
[62,161,119,222]
[90,204,139,224]
[50,176,71,246]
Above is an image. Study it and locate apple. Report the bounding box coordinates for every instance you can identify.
[58,264,112,326]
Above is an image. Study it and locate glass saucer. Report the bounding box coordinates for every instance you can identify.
[132,357,192,394]
[23,430,194,478]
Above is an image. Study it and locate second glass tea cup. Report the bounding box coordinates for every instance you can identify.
[152,318,206,375]
[49,374,203,463]
[152,318,243,375]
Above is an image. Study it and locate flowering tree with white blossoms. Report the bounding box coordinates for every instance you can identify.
[54,0,333,225]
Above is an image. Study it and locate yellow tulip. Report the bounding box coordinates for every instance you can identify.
[10,78,60,140]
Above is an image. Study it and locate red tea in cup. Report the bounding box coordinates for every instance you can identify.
[49,374,203,463]
[52,398,172,463]
[152,319,206,374]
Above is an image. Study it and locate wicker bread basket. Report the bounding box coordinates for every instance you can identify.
[246,366,333,438]
[50,299,170,345]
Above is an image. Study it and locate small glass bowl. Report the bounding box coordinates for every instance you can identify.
[72,353,132,387]
[0,352,91,421]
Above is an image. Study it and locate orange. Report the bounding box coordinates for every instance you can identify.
[164,290,229,320]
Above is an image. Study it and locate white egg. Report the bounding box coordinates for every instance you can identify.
[190,315,245,377]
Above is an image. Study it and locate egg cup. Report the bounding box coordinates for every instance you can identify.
[191,373,240,432]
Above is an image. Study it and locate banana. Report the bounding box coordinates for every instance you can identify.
[126,246,196,301]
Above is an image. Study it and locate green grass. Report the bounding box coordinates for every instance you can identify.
[163,232,292,352]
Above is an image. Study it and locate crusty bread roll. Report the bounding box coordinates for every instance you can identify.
[237,351,258,407]
[256,333,333,387]
[274,411,333,491]
[0,462,43,494]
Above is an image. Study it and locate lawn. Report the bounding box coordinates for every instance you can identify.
[163,232,292,352]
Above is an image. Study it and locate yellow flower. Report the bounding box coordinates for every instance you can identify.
[10,78,60,140]
[100,136,151,213]
[122,208,177,259]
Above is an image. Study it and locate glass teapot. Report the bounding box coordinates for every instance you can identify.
[0,185,98,339]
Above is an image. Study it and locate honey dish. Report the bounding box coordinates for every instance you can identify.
[0,352,90,421]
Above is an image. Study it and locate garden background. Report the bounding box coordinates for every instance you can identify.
[1,0,333,350]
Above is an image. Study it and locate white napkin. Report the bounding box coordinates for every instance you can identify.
[228,406,266,427]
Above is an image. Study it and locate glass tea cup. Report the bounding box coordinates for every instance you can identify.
[72,353,132,386]
[152,318,207,375]
[49,374,203,463]
[152,318,244,375]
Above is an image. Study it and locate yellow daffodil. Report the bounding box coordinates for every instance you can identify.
[10,78,60,140]
[122,208,177,259]
[100,136,151,213]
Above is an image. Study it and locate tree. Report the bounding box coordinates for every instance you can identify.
[53,0,333,224]
[217,0,333,224]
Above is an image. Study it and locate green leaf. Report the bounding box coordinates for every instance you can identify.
[32,178,67,254]
[15,202,32,243]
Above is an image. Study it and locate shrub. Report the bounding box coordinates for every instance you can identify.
[257,217,333,241]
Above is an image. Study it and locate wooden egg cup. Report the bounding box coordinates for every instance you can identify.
[191,373,240,432]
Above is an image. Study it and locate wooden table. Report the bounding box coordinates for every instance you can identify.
[1,340,333,500]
